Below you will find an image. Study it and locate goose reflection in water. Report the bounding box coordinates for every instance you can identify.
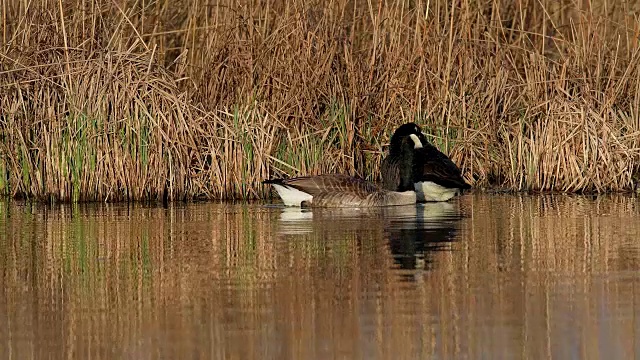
[385,202,463,273]
[272,202,463,274]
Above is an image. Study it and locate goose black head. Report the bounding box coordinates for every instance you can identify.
[389,123,423,153]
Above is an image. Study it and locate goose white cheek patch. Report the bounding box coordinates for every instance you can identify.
[409,134,423,149]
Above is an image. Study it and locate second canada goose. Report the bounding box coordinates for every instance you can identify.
[264,137,417,208]
[381,123,471,202]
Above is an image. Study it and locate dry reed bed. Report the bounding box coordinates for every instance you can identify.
[1,0,640,201]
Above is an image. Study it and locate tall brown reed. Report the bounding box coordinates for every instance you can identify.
[1,0,640,201]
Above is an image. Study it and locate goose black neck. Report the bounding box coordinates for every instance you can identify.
[396,136,415,192]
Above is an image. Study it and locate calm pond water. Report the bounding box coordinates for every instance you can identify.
[1,194,640,359]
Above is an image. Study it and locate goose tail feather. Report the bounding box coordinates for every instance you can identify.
[263,178,313,206]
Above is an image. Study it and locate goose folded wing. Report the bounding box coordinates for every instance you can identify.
[419,158,470,189]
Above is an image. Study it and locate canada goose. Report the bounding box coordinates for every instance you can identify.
[381,123,471,202]
[264,137,417,208]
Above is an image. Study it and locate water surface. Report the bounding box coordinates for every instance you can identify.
[1,195,639,359]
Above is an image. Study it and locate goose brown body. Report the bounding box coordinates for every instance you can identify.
[264,174,416,207]
[264,136,417,208]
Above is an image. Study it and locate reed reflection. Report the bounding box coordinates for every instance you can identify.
[1,195,640,359]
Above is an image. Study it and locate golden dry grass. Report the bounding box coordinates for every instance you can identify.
[1,0,640,201]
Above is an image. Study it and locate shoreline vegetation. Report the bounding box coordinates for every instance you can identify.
[1,0,640,202]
